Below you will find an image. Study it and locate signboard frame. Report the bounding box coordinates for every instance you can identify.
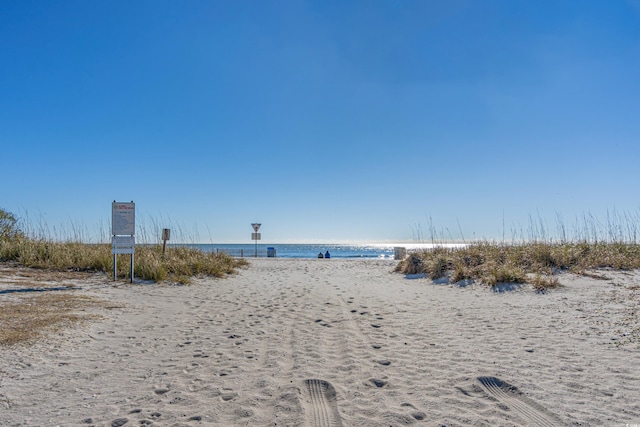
[112,201,136,236]
[111,200,135,283]
[112,235,135,254]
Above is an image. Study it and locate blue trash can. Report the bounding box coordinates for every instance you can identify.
[267,247,276,258]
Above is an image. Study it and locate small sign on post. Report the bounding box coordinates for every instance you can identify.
[112,201,135,283]
[161,228,171,256]
[251,223,261,257]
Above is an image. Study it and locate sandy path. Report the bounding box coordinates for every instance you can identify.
[1,259,639,426]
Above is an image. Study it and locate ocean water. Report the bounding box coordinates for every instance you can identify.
[180,243,464,259]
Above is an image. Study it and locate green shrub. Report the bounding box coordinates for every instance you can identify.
[0,208,22,241]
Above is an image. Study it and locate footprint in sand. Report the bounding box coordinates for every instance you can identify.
[400,403,427,421]
[368,378,388,388]
[221,392,237,401]
[217,386,238,402]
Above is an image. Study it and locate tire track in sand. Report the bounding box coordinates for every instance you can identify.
[477,376,561,427]
[303,379,343,427]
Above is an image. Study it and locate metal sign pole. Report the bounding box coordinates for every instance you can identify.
[111,201,136,283]
[251,223,261,258]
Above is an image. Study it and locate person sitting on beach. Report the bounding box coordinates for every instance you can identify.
[318,252,324,258]
[325,251,331,259]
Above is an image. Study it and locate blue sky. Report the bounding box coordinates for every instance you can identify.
[2,0,639,243]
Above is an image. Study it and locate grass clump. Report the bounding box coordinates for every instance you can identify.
[395,242,640,290]
[530,274,560,291]
[0,207,247,283]
[0,236,248,283]
[480,262,527,287]
[135,245,248,282]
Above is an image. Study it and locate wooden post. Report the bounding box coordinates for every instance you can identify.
[161,228,170,257]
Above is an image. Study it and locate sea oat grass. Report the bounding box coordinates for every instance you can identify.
[530,274,561,291]
[449,265,473,283]
[397,242,640,289]
[0,237,247,283]
[476,261,526,287]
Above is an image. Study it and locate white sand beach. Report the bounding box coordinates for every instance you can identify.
[1,258,639,426]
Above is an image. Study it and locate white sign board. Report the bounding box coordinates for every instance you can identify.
[112,235,135,254]
[251,232,261,240]
[112,201,135,235]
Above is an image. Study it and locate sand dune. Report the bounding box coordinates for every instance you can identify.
[1,259,639,426]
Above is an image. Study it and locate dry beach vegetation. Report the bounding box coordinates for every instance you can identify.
[1,209,640,425]
[399,212,640,291]
[2,208,640,344]
[396,241,640,290]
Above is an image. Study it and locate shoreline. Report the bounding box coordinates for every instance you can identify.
[1,259,639,425]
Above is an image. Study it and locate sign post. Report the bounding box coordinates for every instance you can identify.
[112,201,135,283]
[251,223,261,257]
[161,228,171,256]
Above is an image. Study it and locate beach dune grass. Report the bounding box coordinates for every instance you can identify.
[134,245,247,283]
[396,242,640,290]
[0,236,248,283]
